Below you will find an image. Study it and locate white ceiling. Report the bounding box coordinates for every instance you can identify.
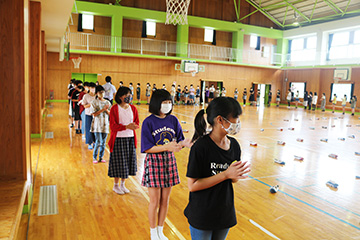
[39,0,75,52]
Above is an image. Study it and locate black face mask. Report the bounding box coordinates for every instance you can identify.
[124,97,130,103]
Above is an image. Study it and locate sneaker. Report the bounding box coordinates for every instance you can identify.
[120,185,130,193]
[100,159,106,163]
[88,145,93,150]
[93,159,98,164]
[70,124,74,128]
[113,186,124,195]
[157,228,168,240]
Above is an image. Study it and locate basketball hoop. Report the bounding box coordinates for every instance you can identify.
[70,57,82,69]
[165,0,191,25]
[334,77,341,84]
[190,70,196,77]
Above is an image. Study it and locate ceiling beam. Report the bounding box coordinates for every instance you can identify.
[282,0,311,23]
[342,0,351,16]
[233,0,240,22]
[239,9,260,21]
[322,0,343,14]
[310,0,318,21]
[246,0,284,28]
[282,5,289,26]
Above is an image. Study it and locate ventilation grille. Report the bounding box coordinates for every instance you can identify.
[38,185,58,216]
[45,132,54,139]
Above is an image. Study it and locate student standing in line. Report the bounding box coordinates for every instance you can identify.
[141,89,192,240]
[209,84,215,102]
[249,87,255,106]
[119,81,123,88]
[71,80,84,134]
[184,86,189,105]
[286,89,292,109]
[146,83,152,105]
[312,92,318,111]
[214,87,220,98]
[320,93,326,112]
[90,85,111,163]
[108,87,139,195]
[221,87,226,97]
[205,86,209,104]
[189,84,195,105]
[152,84,157,93]
[303,91,308,109]
[234,88,238,101]
[276,89,280,107]
[351,95,357,116]
[129,83,134,104]
[103,76,117,105]
[68,79,76,128]
[242,88,247,107]
[307,92,313,111]
[170,84,176,105]
[195,86,200,106]
[332,94,337,113]
[78,84,88,139]
[176,85,182,105]
[184,97,250,240]
[162,84,166,90]
[256,89,260,106]
[82,82,96,150]
[267,90,272,107]
[136,83,141,105]
[342,94,347,115]
[295,90,300,109]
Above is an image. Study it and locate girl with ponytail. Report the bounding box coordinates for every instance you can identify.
[184,97,251,240]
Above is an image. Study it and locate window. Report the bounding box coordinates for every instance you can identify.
[82,14,94,30]
[204,29,214,42]
[329,29,360,60]
[290,36,317,62]
[330,83,353,102]
[146,21,156,36]
[250,35,258,48]
[290,82,305,98]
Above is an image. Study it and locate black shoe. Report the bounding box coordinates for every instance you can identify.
[70,124,74,128]
[351,113,354,116]
[342,112,345,115]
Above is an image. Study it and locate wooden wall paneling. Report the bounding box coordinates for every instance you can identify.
[46,52,285,101]
[0,0,30,179]
[122,19,143,38]
[41,31,46,108]
[29,1,42,134]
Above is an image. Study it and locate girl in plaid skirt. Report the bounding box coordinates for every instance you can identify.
[141,89,192,240]
[108,87,140,195]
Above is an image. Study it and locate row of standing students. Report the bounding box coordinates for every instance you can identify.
[69,82,251,240]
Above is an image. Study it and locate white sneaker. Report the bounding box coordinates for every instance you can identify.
[113,186,124,195]
[120,185,130,193]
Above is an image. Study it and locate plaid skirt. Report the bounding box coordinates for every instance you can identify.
[141,152,180,188]
[108,137,137,178]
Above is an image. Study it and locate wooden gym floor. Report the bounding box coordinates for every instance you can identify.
[20,102,360,239]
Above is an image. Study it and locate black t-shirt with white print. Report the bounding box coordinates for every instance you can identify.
[184,134,241,230]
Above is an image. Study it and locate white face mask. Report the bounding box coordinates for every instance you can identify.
[222,117,241,135]
[160,103,172,114]
[98,92,105,99]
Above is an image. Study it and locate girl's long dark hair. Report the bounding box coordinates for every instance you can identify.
[191,97,242,142]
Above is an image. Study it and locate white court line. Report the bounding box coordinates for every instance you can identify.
[105,147,186,240]
[249,219,280,240]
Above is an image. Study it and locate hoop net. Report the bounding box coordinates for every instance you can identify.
[165,0,191,25]
[71,57,82,69]
[190,70,197,77]
[334,77,341,84]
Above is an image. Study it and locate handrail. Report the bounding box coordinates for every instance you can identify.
[64,32,360,67]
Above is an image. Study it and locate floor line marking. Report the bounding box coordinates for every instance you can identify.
[249,219,280,240]
[275,178,360,217]
[248,176,360,231]
[105,147,186,240]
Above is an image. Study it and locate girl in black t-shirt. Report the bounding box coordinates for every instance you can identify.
[184,97,251,240]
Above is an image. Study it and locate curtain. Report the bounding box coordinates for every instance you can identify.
[327,34,333,60]
[255,36,261,50]
[212,30,216,45]
[141,21,147,38]
[330,83,334,102]
[287,39,292,61]
[77,14,83,32]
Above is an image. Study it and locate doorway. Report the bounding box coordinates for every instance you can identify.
[200,80,223,105]
[252,83,272,106]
